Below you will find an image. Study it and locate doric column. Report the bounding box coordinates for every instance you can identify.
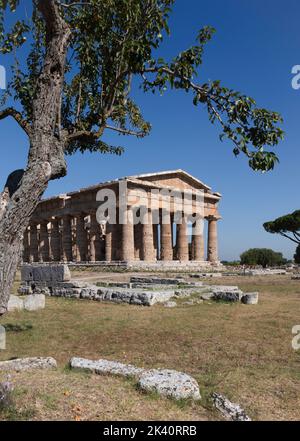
[23,227,30,262]
[177,215,189,262]
[90,212,102,261]
[105,222,113,262]
[29,224,39,262]
[76,213,88,262]
[207,216,219,262]
[142,209,155,261]
[153,223,159,260]
[112,224,122,261]
[134,223,142,260]
[121,208,135,261]
[191,216,204,261]
[50,218,61,261]
[62,215,73,262]
[39,221,50,262]
[160,210,173,261]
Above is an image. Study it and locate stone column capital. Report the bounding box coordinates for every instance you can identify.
[206,215,221,222]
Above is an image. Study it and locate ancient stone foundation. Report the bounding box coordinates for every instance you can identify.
[19,264,258,307]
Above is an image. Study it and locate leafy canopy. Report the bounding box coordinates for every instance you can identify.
[240,248,286,268]
[264,210,300,244]
[0,0,284,170]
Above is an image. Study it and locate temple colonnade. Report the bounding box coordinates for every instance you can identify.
[23,211,219,264]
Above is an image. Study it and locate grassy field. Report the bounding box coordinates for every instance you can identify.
[0,272,300,421]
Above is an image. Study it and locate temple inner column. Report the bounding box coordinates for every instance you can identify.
[153,223,159,260]
[191,215,204,261]
[50,218,61,262]
[76,213,88,262]
[160,210,173,261]
[90,212,102,261]
[121,207,135,261]
[39,221,50,262]
[207,216,219,263]
[112,224,122,261]
[177,214,189,262]
[23,227,30,262]
[62,215,73,262]
[29,224,39,262]
[142,209,155,261]
[134,223,142,260]
[105,222,113,262]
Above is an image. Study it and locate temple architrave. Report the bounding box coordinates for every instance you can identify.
[23,170,222,267]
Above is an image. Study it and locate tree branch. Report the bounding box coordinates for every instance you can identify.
[66,126,105,143]
[105,124,146,138]
[142,66,207,96]
[56,1,92,8]
[293,231,300,241]
[0,108,32,136]
[279,232,300,245]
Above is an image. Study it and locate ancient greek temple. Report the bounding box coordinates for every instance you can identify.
[23,170,221,267]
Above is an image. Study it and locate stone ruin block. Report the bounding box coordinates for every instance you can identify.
[212,290,243,303]
[21,264,71,283]
[7,295,24,312]
[0,357,57,371]
[23,294,46,311]
[7,294,46,312]
[241,292,259,305]
[0,325,5,350]
[130,276,184,285]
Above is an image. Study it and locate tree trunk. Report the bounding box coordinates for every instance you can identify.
[0,161,54,314]
[0,0,71,315]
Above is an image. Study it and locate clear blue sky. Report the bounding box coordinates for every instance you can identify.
[0,0,299,261]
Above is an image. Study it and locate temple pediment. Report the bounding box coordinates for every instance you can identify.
[127,169,213,193]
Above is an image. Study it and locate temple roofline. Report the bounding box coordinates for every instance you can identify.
[126,169,212,191]
[40,169,221,203]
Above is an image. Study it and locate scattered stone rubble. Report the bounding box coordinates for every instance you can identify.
[212,393,251,421]
[70,357,144,378]
[0,357,57,372]
[0,354,250,416]
[291,274,300,280]
[245,269,287,276]
[18,264,259,307]
[190,272,222,278]
[70,357,201,401]
[164,301,177,308]
[138,369,201,401]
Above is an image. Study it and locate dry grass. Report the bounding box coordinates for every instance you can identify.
[1,272,300,421]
